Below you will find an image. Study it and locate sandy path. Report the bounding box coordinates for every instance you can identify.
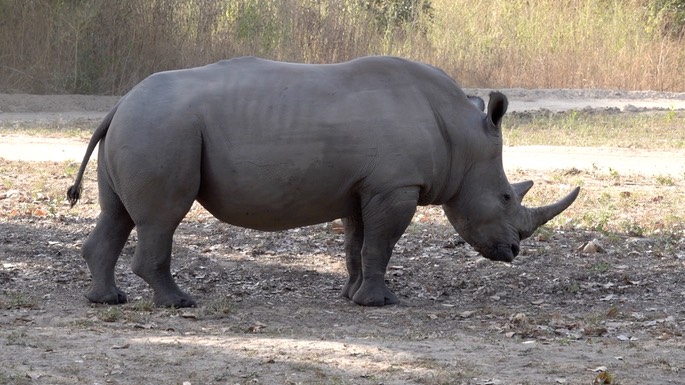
[0,135,89,163]
[2,135,684,178]
[503,145,685,177]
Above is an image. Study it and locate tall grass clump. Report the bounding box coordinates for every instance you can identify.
[1,0,684,94]
[0,0,392,94]
[428,0,685,90]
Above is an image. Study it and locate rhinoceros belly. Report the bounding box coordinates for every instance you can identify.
[195,138,373,231]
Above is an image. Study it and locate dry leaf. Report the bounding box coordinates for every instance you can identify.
[248,321,267,333]
[459,310,476,318]
[593,370,615,384]
[583,327,608,337]
[180,311,197,319]
[509,313,527,324]
[330,220,344,234]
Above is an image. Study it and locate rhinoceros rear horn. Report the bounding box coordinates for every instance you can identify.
[511,180,534,203]
[524,187,580,238]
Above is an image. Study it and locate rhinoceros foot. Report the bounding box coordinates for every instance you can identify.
[341,276,361,301]
[153,290,197,308]
[351,281,399,306]
[85,285,128,305]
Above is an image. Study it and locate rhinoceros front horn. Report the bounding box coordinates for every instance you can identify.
[522,187,580,238]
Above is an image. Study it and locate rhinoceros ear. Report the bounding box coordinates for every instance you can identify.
[486,92,508,133]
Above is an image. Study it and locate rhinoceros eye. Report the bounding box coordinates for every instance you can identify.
[502,193,512,203]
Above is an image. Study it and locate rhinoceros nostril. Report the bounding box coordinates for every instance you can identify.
[511,244,520,257]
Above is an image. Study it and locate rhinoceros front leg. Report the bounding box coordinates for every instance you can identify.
[347,187,418,306]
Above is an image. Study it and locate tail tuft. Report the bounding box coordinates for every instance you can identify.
[66,99,120,210]
[67,185,81,207]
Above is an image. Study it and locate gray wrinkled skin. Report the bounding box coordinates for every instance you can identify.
[67,56,579,308]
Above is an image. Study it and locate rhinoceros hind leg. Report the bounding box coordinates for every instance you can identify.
[132,224,197,308]
[341,214,363,300]
[85,285,128,305]
[113,137,201,308]
[82,180,134,305]
[350,187,418,306]
[153,288,196,308]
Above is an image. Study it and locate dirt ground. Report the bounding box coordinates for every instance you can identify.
[1,92,684,385]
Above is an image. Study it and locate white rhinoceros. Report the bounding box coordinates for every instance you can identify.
[68,56,579,307]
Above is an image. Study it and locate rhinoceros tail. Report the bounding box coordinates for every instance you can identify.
[66,103,119,207]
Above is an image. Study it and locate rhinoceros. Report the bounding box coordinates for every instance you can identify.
[67,56,579,308]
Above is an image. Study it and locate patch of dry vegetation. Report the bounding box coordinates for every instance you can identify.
[507,168,685,238]
[1,152,683,245]
[1,0,684,93]
[505,110,685,149]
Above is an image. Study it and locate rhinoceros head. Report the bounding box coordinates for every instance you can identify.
[443,92,579,262]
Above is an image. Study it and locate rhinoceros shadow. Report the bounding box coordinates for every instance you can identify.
[1,214,463,307]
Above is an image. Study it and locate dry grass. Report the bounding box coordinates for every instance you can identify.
[1,151,683,242]
[429,0,685,90]
[504,110,685,149]
[508,168,685,238]
[1,0,684,94]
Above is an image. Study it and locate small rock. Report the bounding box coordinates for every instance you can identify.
[579,239,605,253]
[616,334,636,341]
[623,104,639,112]
[0,189,21,199]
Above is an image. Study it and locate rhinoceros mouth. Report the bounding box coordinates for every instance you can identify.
[480,243,519,262]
